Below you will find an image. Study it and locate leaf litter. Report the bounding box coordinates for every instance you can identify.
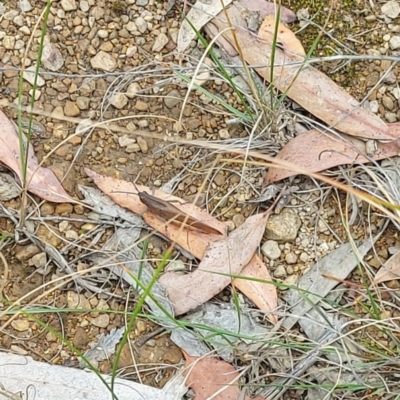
[11,2,400,397]
[86,168,278,320]
[0,110,71,203]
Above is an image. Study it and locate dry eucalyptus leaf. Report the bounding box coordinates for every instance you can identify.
[0,110,72,202]
[373,250,400,284]
[184,352,264,400]
[264,129,400,184]
[211,8,395,141]
[233,254,277,324]
[159,211,271,315]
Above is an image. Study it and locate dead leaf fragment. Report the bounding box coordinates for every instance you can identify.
[264,129,400,184]
[258,15,305,57]
[184,352,264,400]
[373,250,400,284]
[233,255,277,323]
[0,110,71,203]
[159,211,270,315]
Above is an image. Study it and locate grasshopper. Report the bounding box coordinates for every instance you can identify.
[114,184,224,235]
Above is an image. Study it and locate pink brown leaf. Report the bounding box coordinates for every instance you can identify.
[233,255,277,324]
[210,9,395,141]
[0,110,71,203]
[264,129,400,184]
[159,211,270,315]
[373,250,400,284]
[184,352,265,400]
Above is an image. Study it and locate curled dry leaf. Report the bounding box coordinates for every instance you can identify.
[373,250,400,284]
[87,169,278,321]
[159,211,270,315]
[0,110,71,203]
[184,352,265,400]
[264,129,400,184]
[210,8,395,141]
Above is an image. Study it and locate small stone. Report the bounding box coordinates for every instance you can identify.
[164,89,181,108]
[383,96,394,110]
[366,71,379,87]
[4,10,19,20]
[76,96,90,110]
[135,100,148,111]
[90,51,117,72]
[118,135,136,147]
[11,319,30,332]
[14,16,24,27]
[90,314,109,328]
[261,240,281,260]
[99,42,113,52]
[283,274,298,288]
[126,46,137,57]
[10,345,28,355]
[41,203,55,216]
[110,93,128,109]
[79,0,89,12]
[385,112,397,123]
[136,0,149,6]
[125,21,137,32]
[213,172,225,186]
[0,173,20,201]
[64,101,80,117]
[166,259,186,272]
[265,209,302,242]
[152,33,169,52]
[382,1,400,19]
[274,265,287,278]
[232,214,245,228]
[61,0,77,11]
[91,5,105,19]
[59,221,69,232]
[317,219,329,234]
[42,42,64,71]
[56,203,73,215]
[31,252,47,268]
[219,129,230,139]
[135,319,147,334]
[135,17,147,33]
[137,136,148,153]
[389,36,400,50]
[3,36,15,49]
[299,252,309,262]
[97,29,109,38]
[126,82,140,98]
[73,327,89,349]
[384,71,397,84]
[65,230,79,240]
[46,331,57,342]
[19,0,33,12]
[369,100,379,113]
[67,291,91,309]
[15,244,41,261]
[126,144,140,153]
[285,252,298,264]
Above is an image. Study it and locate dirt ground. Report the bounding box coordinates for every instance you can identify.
[1,0,400,397]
